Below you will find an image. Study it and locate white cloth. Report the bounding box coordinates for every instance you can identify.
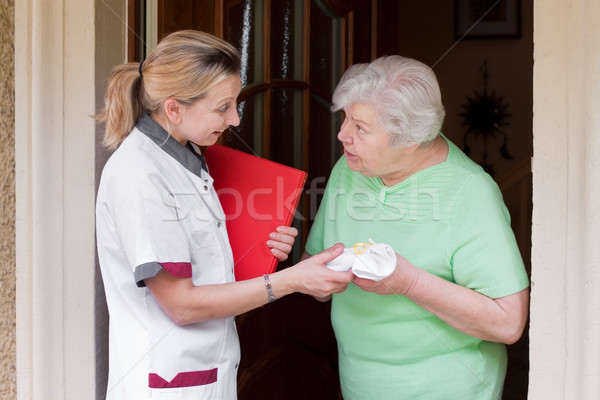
[326,241,396,281]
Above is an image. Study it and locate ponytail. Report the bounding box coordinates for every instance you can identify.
[96,62,145,150]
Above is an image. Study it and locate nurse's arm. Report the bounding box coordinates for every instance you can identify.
[144,244,353,325]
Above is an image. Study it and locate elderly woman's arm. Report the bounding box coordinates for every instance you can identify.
[352,253,529,345]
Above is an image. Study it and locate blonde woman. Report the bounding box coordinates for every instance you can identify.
[95,30,352,400]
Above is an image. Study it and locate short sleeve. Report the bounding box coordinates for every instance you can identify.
[447,173,529,298]
[97,164,194,286]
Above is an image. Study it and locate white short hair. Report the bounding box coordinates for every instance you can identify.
[331,55,445,148]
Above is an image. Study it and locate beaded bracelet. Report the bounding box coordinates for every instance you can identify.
[263,274,276,303]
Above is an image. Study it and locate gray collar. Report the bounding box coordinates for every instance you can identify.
[136,113,207,177]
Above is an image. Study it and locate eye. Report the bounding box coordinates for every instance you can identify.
[217,104,230,113]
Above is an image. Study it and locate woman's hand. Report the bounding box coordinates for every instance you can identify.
[276,244,354,300]
[267,225,298,261]
[352,252,415,295]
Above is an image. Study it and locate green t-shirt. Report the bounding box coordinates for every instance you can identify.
[305,135,529,400]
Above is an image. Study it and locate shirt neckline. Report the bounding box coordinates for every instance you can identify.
[136,113,208,178]
[376,133,453,189]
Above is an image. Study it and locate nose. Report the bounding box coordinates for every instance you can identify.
[226,106,241,127]
[337,118,353,144]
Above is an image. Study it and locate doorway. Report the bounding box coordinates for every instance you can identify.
[125,1,532,398]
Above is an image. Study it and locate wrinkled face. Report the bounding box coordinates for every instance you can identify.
[337,102,405,181]
[170,74,242,146]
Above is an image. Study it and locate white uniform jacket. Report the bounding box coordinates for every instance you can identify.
[96,114,240,399]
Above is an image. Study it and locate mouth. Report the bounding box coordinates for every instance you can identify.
[344,148,357,160]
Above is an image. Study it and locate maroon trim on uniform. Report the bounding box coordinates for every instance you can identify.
[158,262,192,278]
[148,368,218,388]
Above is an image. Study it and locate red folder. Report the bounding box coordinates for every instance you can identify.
[204,144,307,281]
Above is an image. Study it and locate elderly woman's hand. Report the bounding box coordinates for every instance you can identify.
[267,225,298,261]
[352,252,419,296]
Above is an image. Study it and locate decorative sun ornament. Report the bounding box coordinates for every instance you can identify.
[460,62,512,176]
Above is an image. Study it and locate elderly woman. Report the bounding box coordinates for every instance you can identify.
[304,55,530,399]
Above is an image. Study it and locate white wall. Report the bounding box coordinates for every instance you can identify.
[529,0,600,398]
[15,0,97,398]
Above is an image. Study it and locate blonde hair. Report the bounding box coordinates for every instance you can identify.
[96,30,241,150]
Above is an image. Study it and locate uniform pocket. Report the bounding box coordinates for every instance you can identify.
[187,198,220,249]
[148,369,219,399]
[149,368,218,388]
[189,220,228,285]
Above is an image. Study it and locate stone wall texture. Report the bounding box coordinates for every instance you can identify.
[0,0,15,398]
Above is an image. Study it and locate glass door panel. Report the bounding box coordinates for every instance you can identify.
[223,0,343,252]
